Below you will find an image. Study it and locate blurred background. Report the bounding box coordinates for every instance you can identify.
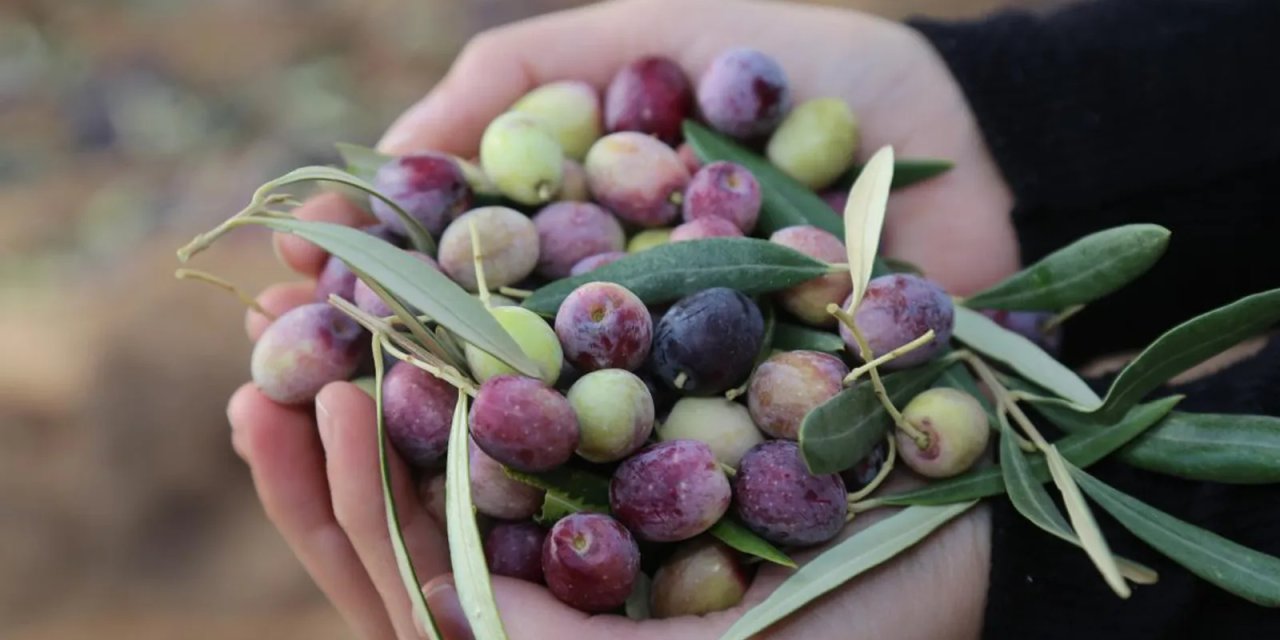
[0,0,1049,637]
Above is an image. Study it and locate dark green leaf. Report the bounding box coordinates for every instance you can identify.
[1089,288,1280,422]
[1036,403,1280,484]
[962,224,1170,311]
[444,393,508,639]
[953,306,1101,407]
[836,158,954,191]
[879,395,1180,506]
[707,518,797,569]
[683,121,843,238]
[255,219,539,377]
[521,238,832,316]
[799,359,951,474]
[372,337,442,640]
[719,502,976,640]
[1070,465,1280,607]
[771,322,844,353]
[507,466,794,567]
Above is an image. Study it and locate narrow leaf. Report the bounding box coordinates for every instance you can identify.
[842,145,895,312]
[962,224,1170,311]
[879,395,1179,506]
[373,336,442,640]
[998,418,1156,585]
[254,219,539,378]
[799,359,951,474]
[837,158,954,191]
[1070,465,1280,607]
[507,466,794,567]
[522,238,830,316]
[718,502,976,640]
[1035,402,1280,484]
[771,322,845,353]
[708,518,797,569]
[683,121,842,237]
[625,572,652,621]
[953,306,1101,407]
[445,393,509,639]
[1090,288,1280,421]
[263,165,436,256]
[1044,445,1131,597]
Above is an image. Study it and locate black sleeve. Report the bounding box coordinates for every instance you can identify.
[981,337,1280,640]
[907,0,1280,367]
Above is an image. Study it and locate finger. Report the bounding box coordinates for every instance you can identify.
[273,192,373,278]
[245,281,315,342]
[377,0,706,157]
[317,381,452,640]
[227,383,396,640]
[421,573,734,640]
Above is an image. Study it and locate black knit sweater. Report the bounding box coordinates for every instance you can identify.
[909,1,1280,637]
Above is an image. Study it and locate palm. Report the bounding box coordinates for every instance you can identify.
[231,1,1010,638]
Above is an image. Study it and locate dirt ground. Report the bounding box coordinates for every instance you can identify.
[0,0,1048,637]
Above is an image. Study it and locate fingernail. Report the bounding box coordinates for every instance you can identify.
[316,393,333,449]
[423,577,474,640]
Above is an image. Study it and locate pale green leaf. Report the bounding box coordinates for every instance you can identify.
[445,393,508,639]
[1044,444,1131,597]
[952,306,1101,407]
[254,219,539,377]
[718,502,976,640]
[373,336,441,640]
[842,146,895,313]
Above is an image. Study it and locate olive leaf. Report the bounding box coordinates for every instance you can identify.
[997,418,1156,586]
[372,336,443,640]
[1043,444,1131,597]
[1086,288,1280,422]
[718,501,977,640]
[842,145,895,313]
[952,306,1101,407]
[1035,403,1280,484]
[799,359,951,474]
[836,158,954,191]
[254,219,539,377]
[445,393,509,639]
[262,165,436,256]
[878,395,1180,506]
[962,224,1170,311]
[625,571,652,621]
[1069,464,1280,607]
[521,238,833,316]
[771,322,844,354]
[683,121,843,238]
[708,518,798,569]
[506,466,795,567]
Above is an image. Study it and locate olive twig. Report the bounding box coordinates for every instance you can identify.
[844,329,936,383]
[328,295,478,395]
[957,352,1043,453]
[470,219,492,309]
[1042,304,1085,334]
[847,432,897,505]
[174,268,274,320]
[827,303,929,450]
[498,286,533,299]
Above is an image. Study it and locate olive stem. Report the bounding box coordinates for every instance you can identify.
[719,463,738,477]
[1042,304,1085,334]
[848,497,883,514]
[827,303,929,450]
[825,262,850,274]
[380,337,479,397]
[354,269,455,366]
[958,352,1044,452]
[497,286,533,299]
[844,329,937,384]
[328,295,478,395]
[673,372,688,390]
[846,432,898,504]
[469,219,492,309]
[174,268,274,320]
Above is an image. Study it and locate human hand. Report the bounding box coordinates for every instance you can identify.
[234,1,1010,638]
